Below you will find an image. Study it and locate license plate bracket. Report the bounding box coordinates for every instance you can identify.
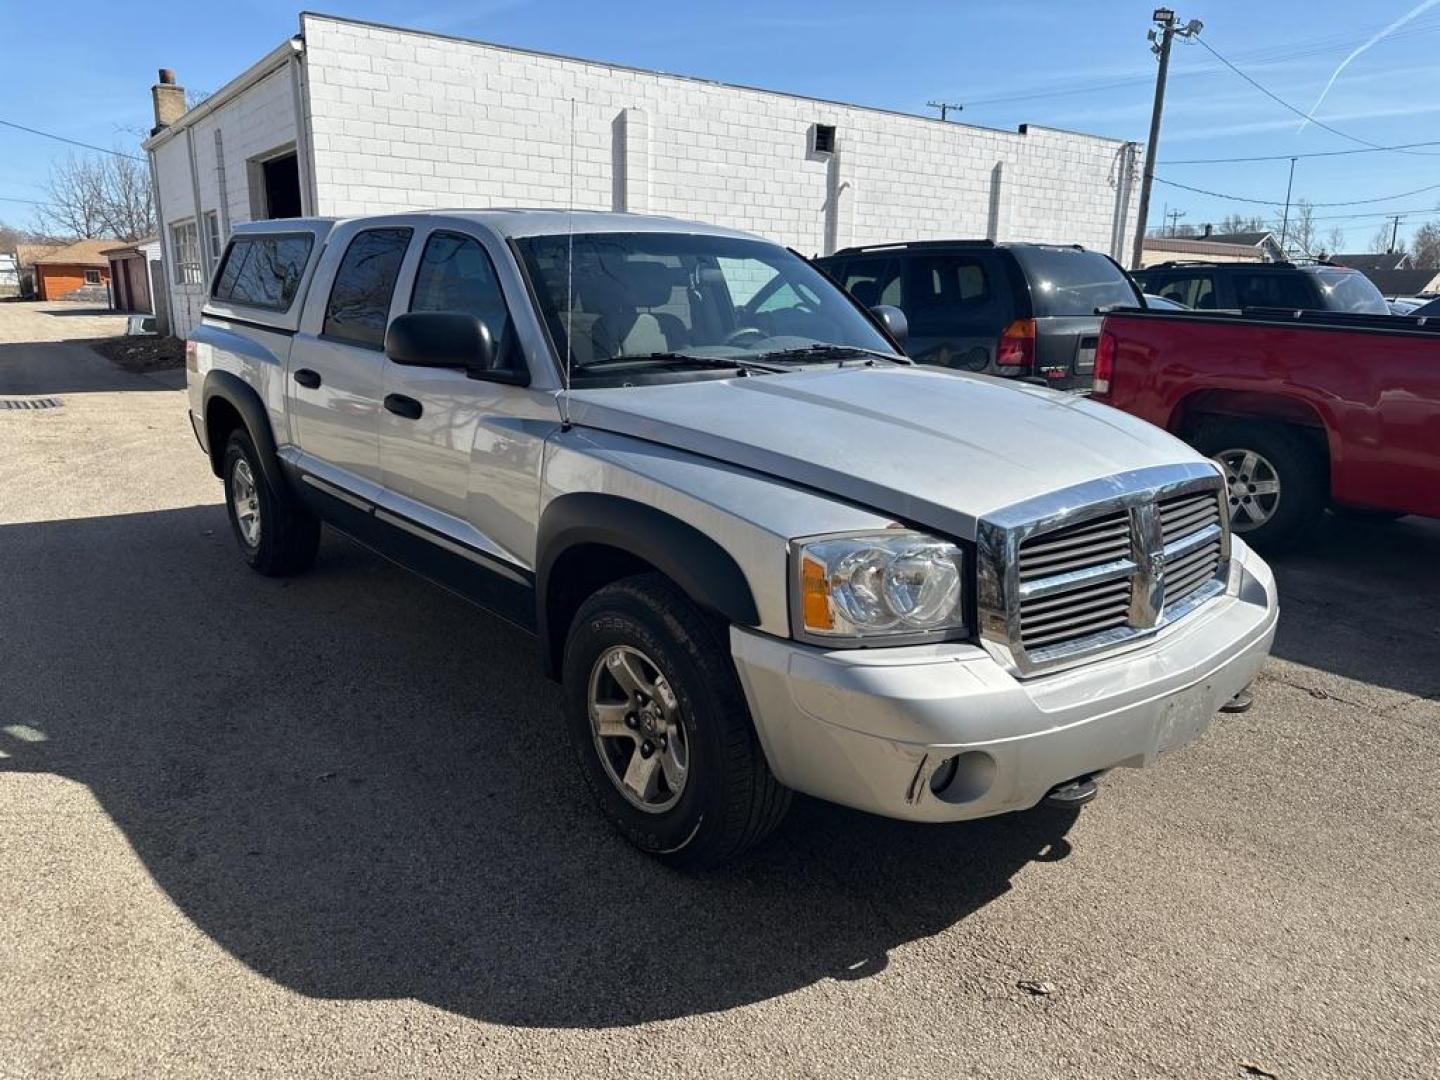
[1157,679,1216,755]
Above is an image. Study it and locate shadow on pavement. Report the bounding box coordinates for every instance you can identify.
[1267,512,1440,700]
[0,505,1077,1027]
[0,341,176,395]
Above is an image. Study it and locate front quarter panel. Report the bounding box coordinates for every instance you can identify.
[539,426,897,637]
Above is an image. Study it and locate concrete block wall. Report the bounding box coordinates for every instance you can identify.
[301,14,1140,259]
[151,14,1143,338]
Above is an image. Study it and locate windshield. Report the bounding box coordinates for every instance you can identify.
[1307,267,1390,314]
[515,232,896,373]
[1010,246,1141,316]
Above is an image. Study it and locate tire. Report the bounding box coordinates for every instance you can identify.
[561,572,791,869]
[221,429,320,576]
[1191,418,1325,553]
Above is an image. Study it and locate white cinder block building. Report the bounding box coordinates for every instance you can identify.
[144,11,1142,339]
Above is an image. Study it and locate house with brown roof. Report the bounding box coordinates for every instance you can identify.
[33,239,119,302]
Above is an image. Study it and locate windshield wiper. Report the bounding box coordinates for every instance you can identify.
[752,344,913,366]
[578,352,786,375]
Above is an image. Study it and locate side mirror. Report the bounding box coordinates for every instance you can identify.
[385,311,509,381]
[871,304,908,350]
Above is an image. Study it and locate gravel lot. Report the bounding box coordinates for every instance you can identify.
[2,301,1436,1079]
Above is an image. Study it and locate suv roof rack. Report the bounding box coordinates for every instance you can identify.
[1143,259,1298,270]
[829,238,1088,257]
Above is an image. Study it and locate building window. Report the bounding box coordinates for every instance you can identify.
[204,211,224,262]
[84,269,102,286]
[170,220,203,285]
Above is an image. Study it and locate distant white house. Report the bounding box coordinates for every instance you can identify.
[143,12,1146,339]
[0,252,18,298]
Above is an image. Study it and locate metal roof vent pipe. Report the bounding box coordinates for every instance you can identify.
[151,69,186,135]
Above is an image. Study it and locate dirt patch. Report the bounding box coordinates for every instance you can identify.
[90,335,185,374]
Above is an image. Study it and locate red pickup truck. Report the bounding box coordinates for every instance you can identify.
[1092,307,1440,549]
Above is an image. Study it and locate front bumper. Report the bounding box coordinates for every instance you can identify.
[731,539,1277,823]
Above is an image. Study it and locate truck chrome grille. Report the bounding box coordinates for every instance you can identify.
[977,464,1230,676]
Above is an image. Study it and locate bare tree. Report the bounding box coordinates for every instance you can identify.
[1218,212,1269,234]
[1368,222,1408,254]
[1411,220,1440,268]
[1323,226,1345,256]
[40,149,155,243]
[1275,200,1317,258]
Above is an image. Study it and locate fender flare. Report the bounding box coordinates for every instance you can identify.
[201,369,286,492]
[536,493,762,675]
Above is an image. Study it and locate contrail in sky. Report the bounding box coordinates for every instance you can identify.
[1299,0,1440,130]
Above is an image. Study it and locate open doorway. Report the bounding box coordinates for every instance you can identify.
[249,148,302,219]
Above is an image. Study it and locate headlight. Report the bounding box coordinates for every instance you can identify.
[792,530,968,644]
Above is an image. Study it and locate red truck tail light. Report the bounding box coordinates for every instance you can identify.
[997,319,1036,371]
[1092,330,1117,397]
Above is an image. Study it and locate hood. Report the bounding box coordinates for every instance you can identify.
[565,366,1208,539]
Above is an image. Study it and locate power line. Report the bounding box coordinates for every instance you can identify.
[1163,140,1440,165]
[1189,35,1440,157]
[959,16,1440,108]
[0,118,145,162]
[1155,175,1440,207]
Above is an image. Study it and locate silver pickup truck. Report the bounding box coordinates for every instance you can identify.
[186,209,1277,868]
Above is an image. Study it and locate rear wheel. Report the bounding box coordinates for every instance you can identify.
[222,429,320,576]
[1192,418,1325,553]
[562,573,790,869]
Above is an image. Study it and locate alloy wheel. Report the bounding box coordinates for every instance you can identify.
[230,458,262,548]
[588,645,689,813]
[1215,447,1281,532]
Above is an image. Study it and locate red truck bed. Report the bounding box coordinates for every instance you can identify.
[1092,306,1440,548]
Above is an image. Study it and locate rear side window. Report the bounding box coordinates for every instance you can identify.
[212,234,313,311]
[1308,268,1390,314]
[322,228,413,349]
[1153,272,1217,310]
[410,231,518,370]
[1231,271,1314,309]
[1012,247,1139,316]
[900,254,1001,334]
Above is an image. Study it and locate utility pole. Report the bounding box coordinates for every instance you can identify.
[1166,208,1186,236]
[1278,156,1297,256]
[1131,8,1203,269]
[927,100,963,121]
[1389,214,1402,253]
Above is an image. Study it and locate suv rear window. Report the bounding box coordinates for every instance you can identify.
[1307,267,1390,314]
[212,234,313,311]
[1012,247,1139,316]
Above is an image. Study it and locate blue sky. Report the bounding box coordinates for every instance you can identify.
[3,0,1438,251]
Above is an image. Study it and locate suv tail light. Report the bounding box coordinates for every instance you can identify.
[1092,330,1117,397]
[184,340,198,372]
[996,319,1036,371]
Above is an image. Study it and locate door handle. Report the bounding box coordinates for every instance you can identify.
[293,368,321,389]
[384,393,423,420]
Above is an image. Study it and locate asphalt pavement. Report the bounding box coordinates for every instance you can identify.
[1,301,1436,1079]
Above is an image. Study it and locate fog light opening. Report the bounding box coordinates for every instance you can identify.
[929,750,996,804]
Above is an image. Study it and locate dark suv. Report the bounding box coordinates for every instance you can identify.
[814,240,1142,390]
[1132,260,1390,315]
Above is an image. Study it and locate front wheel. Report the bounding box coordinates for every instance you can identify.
[561,573,790,869]
[1192,418,1325,553]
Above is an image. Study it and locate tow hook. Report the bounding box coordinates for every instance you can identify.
[1042,774,1099,809]
[1220,686,1254,714]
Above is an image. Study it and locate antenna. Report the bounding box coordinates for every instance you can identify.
[559,96,576,430]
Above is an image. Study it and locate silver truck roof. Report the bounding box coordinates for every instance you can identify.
[233,209,763,243]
